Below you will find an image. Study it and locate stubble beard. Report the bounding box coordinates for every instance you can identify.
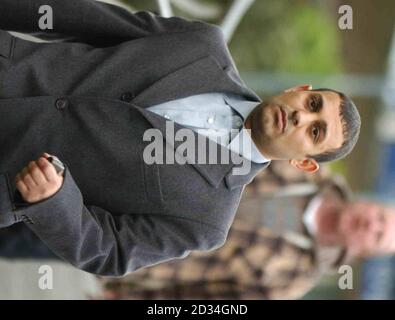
[250,102,272,155]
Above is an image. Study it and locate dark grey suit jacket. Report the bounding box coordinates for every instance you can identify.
[0,0,268,276]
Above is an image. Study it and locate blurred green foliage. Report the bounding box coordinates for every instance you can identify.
[230,1,342,73]
[121,0,342,73]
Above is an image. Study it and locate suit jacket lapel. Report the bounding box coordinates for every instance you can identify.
[131,54,265,189]
[225,161,269,190]
[132,55,261,108]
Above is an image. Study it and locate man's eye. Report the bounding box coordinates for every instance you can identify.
[312,126,320,142]
[309,97,318,111]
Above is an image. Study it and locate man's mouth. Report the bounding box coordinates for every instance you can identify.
[276,106,287,133]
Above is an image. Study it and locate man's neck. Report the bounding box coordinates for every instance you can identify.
[244,112,273,161]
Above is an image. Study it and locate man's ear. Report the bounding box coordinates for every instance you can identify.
[284,84,312,93]
[289,158,319,173]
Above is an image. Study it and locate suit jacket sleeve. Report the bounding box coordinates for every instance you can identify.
[0,0,212,45]
[4,167,225,277]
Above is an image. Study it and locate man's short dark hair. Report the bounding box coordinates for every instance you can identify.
[308,88,361,163]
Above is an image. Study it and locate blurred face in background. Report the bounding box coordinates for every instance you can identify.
[246,85,344,173]
[338,202,395,257]
[316,200,395,258]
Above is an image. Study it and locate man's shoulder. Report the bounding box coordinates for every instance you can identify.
[140,11,223,37]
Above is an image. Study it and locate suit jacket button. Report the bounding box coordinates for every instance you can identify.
[120,92,133,102]
[55,98,68,110]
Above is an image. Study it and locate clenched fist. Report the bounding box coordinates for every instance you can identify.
[15,153,64,204]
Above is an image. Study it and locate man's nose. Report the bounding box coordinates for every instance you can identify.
[292,110,320,127]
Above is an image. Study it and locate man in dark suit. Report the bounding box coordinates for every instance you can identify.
[0,0,361,276]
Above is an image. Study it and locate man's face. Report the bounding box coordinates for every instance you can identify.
[337,202,395,257]
[249,88,344,162]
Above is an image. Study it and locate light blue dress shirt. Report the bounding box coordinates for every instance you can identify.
[147,92,270,164]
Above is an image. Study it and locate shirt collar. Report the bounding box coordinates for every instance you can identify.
[228,129,270,163]
[224,94,271,164]
[224,93,258,120]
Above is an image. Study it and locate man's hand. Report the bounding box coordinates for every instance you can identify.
[15,153,64,203]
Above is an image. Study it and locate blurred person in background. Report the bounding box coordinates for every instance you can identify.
[96,162,395,299]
